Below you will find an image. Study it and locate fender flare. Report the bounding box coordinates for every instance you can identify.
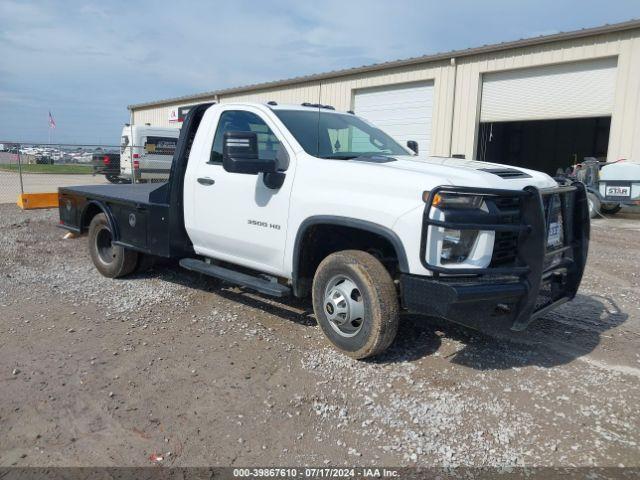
[291,215,409,295]
[81,200,119,240]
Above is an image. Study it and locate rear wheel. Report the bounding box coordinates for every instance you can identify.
[587,192,601,219]
[600,203,622,215]
[88,213,138,278]
[312,250,399,359]
[105,174,121,184]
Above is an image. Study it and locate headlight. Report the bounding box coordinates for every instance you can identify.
[423,190,492,268]
[424,191,484,209]
[441,228,479,264]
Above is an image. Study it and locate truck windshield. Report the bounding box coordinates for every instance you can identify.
[273,109,409,159]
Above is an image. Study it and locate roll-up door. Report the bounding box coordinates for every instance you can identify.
[480,57,617,123]
[353,81,433,156]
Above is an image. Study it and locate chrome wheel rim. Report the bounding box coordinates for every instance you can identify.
[323,275,365,337]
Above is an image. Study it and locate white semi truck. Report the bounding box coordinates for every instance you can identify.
[59,102,590,359]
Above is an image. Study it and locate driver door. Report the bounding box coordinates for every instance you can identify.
[190,108,294,275]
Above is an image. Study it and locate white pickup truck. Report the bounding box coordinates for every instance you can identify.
[58,102,590,359]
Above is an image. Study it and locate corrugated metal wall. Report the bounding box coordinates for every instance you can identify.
[132,29,640,163]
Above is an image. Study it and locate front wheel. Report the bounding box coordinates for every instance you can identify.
[587,192,601,219]
[312,250,399,360]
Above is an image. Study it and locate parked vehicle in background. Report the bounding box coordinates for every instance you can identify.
[59,102,589,359]
[34,154,54,165]
[0,143,17,152]
[571,158,640,218]
[120,125,180,182]
[92,152,122,184]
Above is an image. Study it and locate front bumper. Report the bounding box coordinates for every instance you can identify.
[402,182,590,331]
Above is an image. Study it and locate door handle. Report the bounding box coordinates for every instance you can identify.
[197,177,215,186]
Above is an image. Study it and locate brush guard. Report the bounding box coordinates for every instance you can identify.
[403,182,590,331]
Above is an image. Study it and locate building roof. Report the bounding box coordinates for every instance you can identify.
[128,18,640,111]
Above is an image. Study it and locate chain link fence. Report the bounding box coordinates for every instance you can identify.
[0,139,174,204]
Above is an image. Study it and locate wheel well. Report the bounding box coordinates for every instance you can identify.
[294,223,403,298]
[80,203,104,233]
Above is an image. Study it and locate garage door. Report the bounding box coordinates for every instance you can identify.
[480,57,617,122]
[353,81,433,157]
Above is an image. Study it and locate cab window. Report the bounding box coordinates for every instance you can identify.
[210,110,281,164]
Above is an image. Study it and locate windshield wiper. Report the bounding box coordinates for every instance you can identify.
[320,154,397,164]
[320,154,358,160]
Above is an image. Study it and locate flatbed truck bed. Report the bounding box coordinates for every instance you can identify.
[58,182,183,258]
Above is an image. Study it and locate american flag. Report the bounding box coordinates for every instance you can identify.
[48,111,56,129]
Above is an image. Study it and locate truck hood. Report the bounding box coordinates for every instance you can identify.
[356,155,558,190]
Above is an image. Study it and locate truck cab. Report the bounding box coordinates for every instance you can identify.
[59,102,590,359]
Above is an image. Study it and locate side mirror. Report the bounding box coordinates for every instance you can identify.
[223,131,276,175]
[407,140,419,154]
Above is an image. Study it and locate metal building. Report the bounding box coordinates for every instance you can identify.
[128,19,640,175]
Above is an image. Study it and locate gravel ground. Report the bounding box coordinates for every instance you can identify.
[1,204,639,468]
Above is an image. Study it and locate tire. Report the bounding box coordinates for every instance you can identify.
[312,250,399,359]
[88,213,138,278]
[600,203,622,215]
[106,175,121,184]
[587,192,601,219]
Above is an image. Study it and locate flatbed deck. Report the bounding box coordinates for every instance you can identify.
[59,183,168,206]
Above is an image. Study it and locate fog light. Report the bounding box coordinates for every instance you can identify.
[441,228,479,264]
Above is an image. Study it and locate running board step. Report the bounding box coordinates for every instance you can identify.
[179,258,291,297]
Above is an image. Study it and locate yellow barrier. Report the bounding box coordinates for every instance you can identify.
[17,193,59,210]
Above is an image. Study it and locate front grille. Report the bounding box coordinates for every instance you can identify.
[492,231,519,266]
[488,190,575,270]
[489,195,521,267]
